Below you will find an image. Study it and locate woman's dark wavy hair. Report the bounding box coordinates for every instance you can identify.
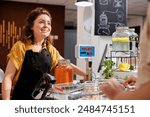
[21,7,53,45]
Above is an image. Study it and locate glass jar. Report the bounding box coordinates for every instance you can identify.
[112,27,130,51]
[82,81,100,100]
[55,59,73,84]
[128,28,138,53]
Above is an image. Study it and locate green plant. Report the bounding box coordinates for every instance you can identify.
[102,59,115,79]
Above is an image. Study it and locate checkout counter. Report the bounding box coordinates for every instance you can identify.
[32,44,136,100]
[32,77,107,100]
[45,42,137,100]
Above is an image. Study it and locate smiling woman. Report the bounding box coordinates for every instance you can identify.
[2,7,87,100]
[2,7,58,100]
[31,14,52,52]
[32,14,52,44]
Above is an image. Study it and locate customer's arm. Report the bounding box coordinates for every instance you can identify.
[2,60,16,100]
[101,78,150,100]
[114,81,150,100]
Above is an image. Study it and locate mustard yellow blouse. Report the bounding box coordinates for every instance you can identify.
[7,40,60,89]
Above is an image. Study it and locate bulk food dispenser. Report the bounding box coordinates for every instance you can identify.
[112,26,130,52]
[109,27,138,79]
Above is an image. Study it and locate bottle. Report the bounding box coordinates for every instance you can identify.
[55,59,73,84]
[112,27,130,51]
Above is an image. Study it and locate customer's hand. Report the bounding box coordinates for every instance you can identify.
[101,78,125,99]
[123,75,136,87]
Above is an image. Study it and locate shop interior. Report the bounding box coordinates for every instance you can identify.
[0,0,149,100]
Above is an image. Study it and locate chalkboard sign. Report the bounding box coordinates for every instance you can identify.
[94,0,127,36]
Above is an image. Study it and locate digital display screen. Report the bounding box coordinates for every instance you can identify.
[79,46,95,58]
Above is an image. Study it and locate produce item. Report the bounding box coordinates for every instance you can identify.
[118,63,130,71]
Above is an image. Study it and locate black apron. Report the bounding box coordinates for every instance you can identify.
[11,49,52,100]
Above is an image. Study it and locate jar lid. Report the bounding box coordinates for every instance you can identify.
[58,59,71,65]
[116,26,129,31]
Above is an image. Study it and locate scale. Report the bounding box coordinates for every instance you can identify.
[75,44,95,81]
[75,44,95,58]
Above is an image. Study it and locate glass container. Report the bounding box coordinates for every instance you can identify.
[112,27,130,51]
[128,28,138,53]
[55,59,73,84]
[82,81,101,100]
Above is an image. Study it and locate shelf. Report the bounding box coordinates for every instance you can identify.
[107,50,138,72]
